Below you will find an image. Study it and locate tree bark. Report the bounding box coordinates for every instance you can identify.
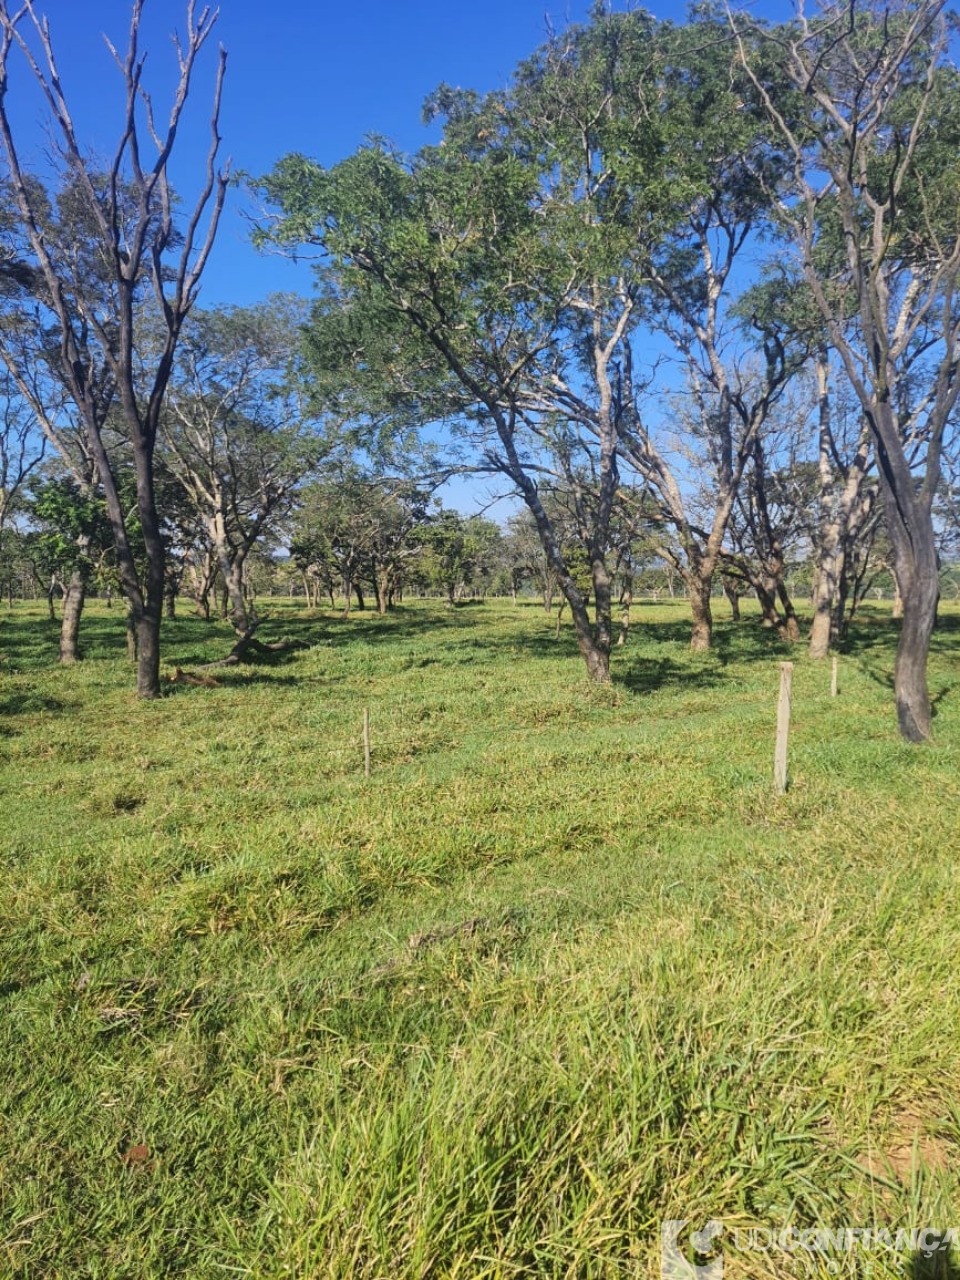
[895,565,938,742]
[776,581,801,643]
[808,590,833,659]
[722,577,741,622]
[375,565,391,614]
[59,566,86,663]
[688,574,713,652]
[617,574,633,646]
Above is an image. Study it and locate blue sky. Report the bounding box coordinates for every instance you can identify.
[12,1,791,307]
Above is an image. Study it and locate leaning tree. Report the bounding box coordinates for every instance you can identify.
[0,0,228,696]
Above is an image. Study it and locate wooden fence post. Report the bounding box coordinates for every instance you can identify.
[774,662,793,795]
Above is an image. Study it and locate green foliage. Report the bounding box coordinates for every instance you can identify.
[29,476,113,575]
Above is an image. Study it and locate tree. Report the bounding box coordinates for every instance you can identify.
[0,370,44,536]
[29,473,113,660]
[161,297,325,647]
[419,510,501,605]
[291,468,433,616]
[257,7,683,684]
[0,0,228,696]
[611,14,801,651]
[735,0,960,740]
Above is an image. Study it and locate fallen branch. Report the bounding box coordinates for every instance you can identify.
[168,666,221,688]
[195,631,303,669]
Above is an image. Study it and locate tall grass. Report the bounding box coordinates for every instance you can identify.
[1,598,958,1277]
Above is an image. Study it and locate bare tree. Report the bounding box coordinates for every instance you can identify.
[161,299,320,649]
[0,370,43,536]
[807,347,878,657]
[0,0,228,695]
[735,0,960,740]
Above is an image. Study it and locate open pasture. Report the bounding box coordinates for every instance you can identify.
[1,599,959,1277]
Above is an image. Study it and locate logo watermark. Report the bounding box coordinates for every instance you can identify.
[660,1218,959,1277]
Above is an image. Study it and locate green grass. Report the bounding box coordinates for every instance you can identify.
[1,596,959,1278]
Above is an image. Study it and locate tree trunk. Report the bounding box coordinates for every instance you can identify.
[809,348,839,660]
[891,579,903,619]
[591,555,614,665]
[894,565,938,742]
[136,605,161,695]
[809,547,841,658]
[126,602,138,663]
[164,582,177,620]
[59,567,86,663]
[776,581,801,643]
[688,574,713,652]
[375,566,391,614]
[722,577,741,622]
[756,581,780,629]
[617,574,633,646]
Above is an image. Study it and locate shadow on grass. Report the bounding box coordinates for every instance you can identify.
[907,1245,960,1278]
[0,691,74,717]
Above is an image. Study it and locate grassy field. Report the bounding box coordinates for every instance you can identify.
[1,596,959,1278]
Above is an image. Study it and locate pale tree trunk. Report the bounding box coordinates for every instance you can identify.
[617,574,633,646]
[891,579,903,619]
[223,557,252,635]
[375,565,392,614]
[808,571,835,659]
[59,565,87,663]
[809,505,848,655]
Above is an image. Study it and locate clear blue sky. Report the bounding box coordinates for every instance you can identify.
[13,1,790,307]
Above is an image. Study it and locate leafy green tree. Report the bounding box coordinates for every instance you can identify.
[29,475,113,661]
[255,7,685,683]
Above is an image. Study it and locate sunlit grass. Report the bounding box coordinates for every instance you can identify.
[1,597,958,1277]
